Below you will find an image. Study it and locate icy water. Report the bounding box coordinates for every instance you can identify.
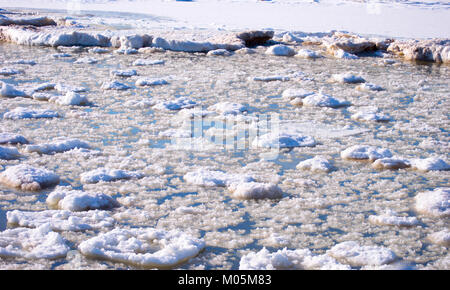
[0,37,449,269]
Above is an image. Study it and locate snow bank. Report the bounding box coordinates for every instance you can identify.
[0,145,20,160]
[0,132,28,144]
[46,188,119,211]
[252,132,316,149]
[341,145,392,162]
[184,168,254,187]
[0,224,69,259]
[228,182,282,200]
[302,92,350,108]
[328,241,397,267]
[296,156,334,173]
[410,157,450,171]
[414,188,449,217]
[80,167,144,184]
[3,107,59,120]
[239,247,350,270]
[7,209,115,231]
[0,164,59,191]
[24,138,90,154]
[265,44,296,57]
[78,228,205,268]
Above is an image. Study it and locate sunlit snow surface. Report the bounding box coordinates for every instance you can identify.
[0,7,449,270]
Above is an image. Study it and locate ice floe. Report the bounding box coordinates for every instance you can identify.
[153,97,197,111]
[80,168,144,184]
[132,59,164,66]
[208,102,247,115]
[302,92,351,108]
[0,224,69,259]
[228,182,282,200]
[0,67,22,76]
[0,82,28,98]
[206,49,233,56]
[135,77,168,87]
[252,75,290,82]
[296,156,334,173]
[368,210,419,227]
[184,168,254,187]
[110,69,137,78]
[252,132,316,149]
[265,44,295,57]
[74,56,98,64]
[341,145,392,162]
[51,91,89,106]
[101,80,131,90]
[46,188,119,211]
[410,157,450,171]
[295,49,323,59]
[24,138,90,155]
[281,88,314,100]
[333,49,359,59]
[0,164,60,191]
[78,228,205,268]
[7,209,115,231]
[388,39,450,64]
[351,107,391,122]
[0,145,20,160]
[239,247,350,270]
[372,157,411,170]
[427,230,450,247]
[55,83,88,93]
[328,241,397,267]
[414,188,449,217]
[355,83,384,92]
[0,132,28,144]
[331,73,365,84]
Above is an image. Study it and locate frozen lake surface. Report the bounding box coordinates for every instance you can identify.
[0,6,449,270]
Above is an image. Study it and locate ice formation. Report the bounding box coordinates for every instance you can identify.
[80,168,144,184]
[372,157,411,170]
[0,164,60,191]
[208,102,247,115]
[356,83,384,92]
[51,91,89,106]
[3,107,59,120]
[351,108,391,122]
[228,182,282,200]
[281,88,314,100]
[296,156,334,173]
[295,49,323,59]
[206,49,233,56]
[184,168,254,187]
[410,157,450,171]
[302,92,351,108]
[0,67,22,76]
[252,75,290,82]
[153,97,197,111]
[265,44,296,57]
[132,59,164,66]
[110,69,137,78]
[74,57,98,64]
[46,188,119,211]
[328,241,398,267]
[0,82,28,98]
[414,188,450,217]
[135,77,169,87]
[341,145,393,162]
[0,146,20,160]
[24,138,90,154]
[101,80,131,90]
[78,228,205,268]
[0,132,29,145]
[331,73,366,84]
[252,132,316,149]
[368,211,419,227]
[427,230,450,247]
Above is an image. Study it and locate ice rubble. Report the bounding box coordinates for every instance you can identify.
[135,77,168,87]
[252,132,317,149]
[328,241,398,267]
[0,16,56,27]
[239,247,350,270]
[7,209,115,232]
[0,164,60,191]
[296,156,334,173]
[368,211,419,227]
[208,102,247,115]
[302,92,351,108]
[372,158,411,170]
[0,132,28,144]
[265,44,296,57]
[331,73,365,84]
[46,188,119,211]
[414,188,450,217]
[78,228,205,268]
[153,97,197,111]
[24,138,90,154]
[341,145,393,162]
[387,39,450,64]
[80,168,144,184]
[101,80,131,90]
[184,168,254,187]
[0,82,28,98]
[206,49,233,56]
[132,59,164,66]
[0,145,20,160]
[110,69,137,78]
[427,230,450,247]
[0,224,69,260]
[228,182,282,200]
[410,157,450,171]
[333,49,359,59]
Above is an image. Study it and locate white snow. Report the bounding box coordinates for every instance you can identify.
[0,164,60,191]
[252,132,317,149]
[208,102,247,115]
[7,209,115,231]
[153,97,197,111]
[0,82,28,98]
[265,45,296,57]
[51,91,89,106]
[110,69,137,77]
[80,167,144,184]
[351,107,391,122]
[368,211,419,227]
[46,188,119,211]
[24,138,90,154]
[0,146,20,160]
[295,49,323,59]
[228,182,282,200]
[132,59,165,66]
[372,157,411,170]
[0,224,69,259]
[341,145,393,162]
[427,230,450,247]
[78,228,205,268]
[135,77,169,87]
[410,157,450,171]
[184,168,254,187]
[296,156,334,173]
[331,73,366,84]
[0,132,28,144]
[328,241,397,267]
[101,80,131,90]
[302,92,351,108]
[414,188,450,217]
[356,83,384,92]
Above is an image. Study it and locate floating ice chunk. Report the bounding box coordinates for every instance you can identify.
[0,224,69,259]
[368,212,419,227]
[3,107,60,120]
[135,77,169,87]
[0,132,28,144]
[265,44,296,56]
[297,156,334,173]
[331,73,365,84]
[0,67,22,76]
[47,188,119,211]
[101,80,130,90]
[281,88,314,100]
[78,228,205,268]
[206,49,233,56]
[55,83,88,93]
[252,132,316,149]
[89,47,110,54]
[0,146,20,160]
[6,59,36,66]
[24,138,90,155]
[295,49,323,59]
[0,164,60,191]
[138,47,165,54]
[328,241,397,267]
[153,97,197,111]
[208,102,247,115]
[351,108,391,122]
[239,247,350,270]
[235,47,256,54]
[132,59,164,66]
[110,69,137,78]
[123,99,156,108]
[32,82,56,92]
[0,82,28,98]
[302,92,350,108]
[414,188,449,217]
[410,157,450,171]
[282,32,304,44]
[51,91,89,106]
[6,209,115,231]
[372,157,411,170]
[252,75,290,82]
[52,53,72,58]
[356,83,384,92]
[184,168,254,187]
[341,145,392,162]
[427,230,450,247]
[228,182,282,199]
[334,49,359,59]
[31,92,57,101]
[74,56,98,64]
[177,108,216,119]
[80,168,144,184]
[114,48,138,55]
